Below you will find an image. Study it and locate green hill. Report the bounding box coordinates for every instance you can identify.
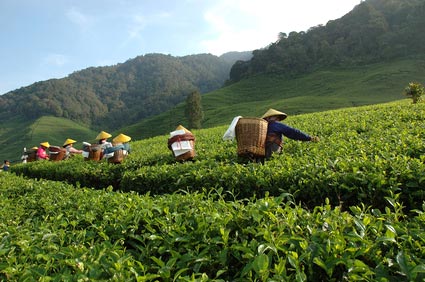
[229,0,425,83]
[0,52,249,130]
[2,57,424,161]
[119,57,425,140]
[0,116,96,162]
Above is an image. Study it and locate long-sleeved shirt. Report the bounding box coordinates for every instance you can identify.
[36,147,49,160]
[267,121,311,142]
[65,145,83,157]
[103,143,131,155]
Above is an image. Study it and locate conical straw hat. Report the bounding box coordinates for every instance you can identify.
[95,131,112,140]
[40,142,50,148]
[63,138,77,146]
[113,133,131,143]
[176,125,191,133]
[261,108,288,121]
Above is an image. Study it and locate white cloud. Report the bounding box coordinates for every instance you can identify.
[127,11,171,39]
[42,54,69,67]
[66,7,92,30]
[201,0,360,55]
[128,15,148,39]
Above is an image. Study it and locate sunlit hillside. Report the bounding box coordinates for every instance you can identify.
[119,57,425,140]
[0,116,96,162]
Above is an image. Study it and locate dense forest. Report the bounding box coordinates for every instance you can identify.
[229,0,425,82]
[0,52,251,129]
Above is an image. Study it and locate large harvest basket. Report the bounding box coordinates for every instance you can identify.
[108,149,125,164]
[235,117,267,157]
[167,133,196,161]
[175,140,196,161]
[26,150,37,162]
[49,146,66,161]
[84,144,102,161]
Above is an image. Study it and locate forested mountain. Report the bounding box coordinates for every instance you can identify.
[229,0,425,82]
[0,52,251,130]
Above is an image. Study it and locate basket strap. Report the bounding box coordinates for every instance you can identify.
[266,133,283,148]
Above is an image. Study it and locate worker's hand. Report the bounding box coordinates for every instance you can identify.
[310,136,320,142]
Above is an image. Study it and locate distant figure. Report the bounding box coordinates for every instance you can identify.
[167,125,196,161]
[2,160,10,171]
[63,138,83,159]
[23,146,38,162]
[21,147,28,163]
[103,133,132,163]
[262,108,319,159]
[37,142,50,160]
[96,131,113,150]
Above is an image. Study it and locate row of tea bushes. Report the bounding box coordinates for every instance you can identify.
[11,100,425,210]
[1,173,425,281]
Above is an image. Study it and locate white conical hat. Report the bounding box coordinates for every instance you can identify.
[261,108,288,121]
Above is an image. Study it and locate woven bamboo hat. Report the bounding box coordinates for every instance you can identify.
[176,125,192,133]
[63,138,77,147]
[40,142,50,148]
[261,108,288,121]
[113,133,131,143]
[31,146,38,150]
[95,131,112,140]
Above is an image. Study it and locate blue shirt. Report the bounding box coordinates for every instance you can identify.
[267,121,311,141]
[103,143,131,154]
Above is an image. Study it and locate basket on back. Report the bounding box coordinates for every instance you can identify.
[168,125,196,161]
[49,146,66,161]
[235,117,268,158]
[108,150,124,164]
[83,144,102,161]
[26,148,38,162]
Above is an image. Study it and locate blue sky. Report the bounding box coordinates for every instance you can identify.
[0,0,360,94]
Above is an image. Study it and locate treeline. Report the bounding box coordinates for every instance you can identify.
[0,52,251,130]
[229,0,425,82]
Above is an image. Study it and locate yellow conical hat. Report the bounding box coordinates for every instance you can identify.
[113,133,131,143]
[31,146,38,150]
[176,125,191,133]
[95,131,112,140]
[261,108,288,121]
[63,138,77,146]
[40,142,50,148]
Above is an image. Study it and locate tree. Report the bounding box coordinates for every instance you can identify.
[185,90,204,129]
[404,82,424,104]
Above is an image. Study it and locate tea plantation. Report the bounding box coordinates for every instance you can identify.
[2,100,425,281]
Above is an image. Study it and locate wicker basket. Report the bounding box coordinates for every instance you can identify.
[168,133,196,161]
[84,144,102,161]
[49,146,66,161]
[235,117,268,157]
[26,150,37,162]
[108,149,125,164]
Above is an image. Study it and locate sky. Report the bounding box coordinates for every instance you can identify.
[0,0,361,95]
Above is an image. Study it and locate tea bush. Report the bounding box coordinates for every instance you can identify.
[11,100,425,210]
[1,173,425,281]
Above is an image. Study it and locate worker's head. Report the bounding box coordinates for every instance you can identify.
[96,131,112,141]
[63,138,77,148]
[113,133,131,144]
[40,142,50,149]
[261,109,288,121]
